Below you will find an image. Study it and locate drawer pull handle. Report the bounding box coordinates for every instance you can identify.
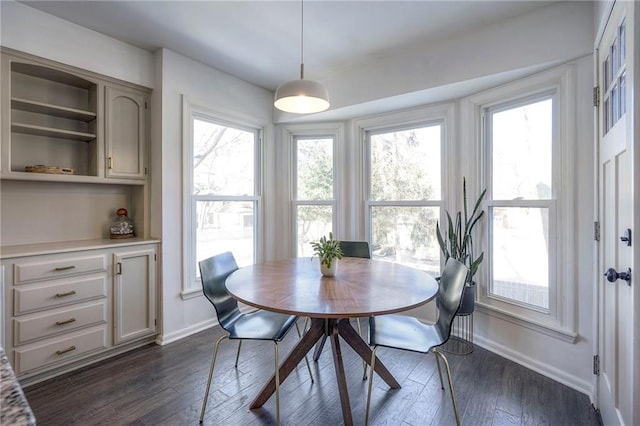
[56,318,77,326]
[54,265,76,271]
[55,290,77,298]
[56,345,77,355]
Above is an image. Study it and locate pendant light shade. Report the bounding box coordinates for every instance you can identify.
[274,0,330,114]
[274,66,330,114]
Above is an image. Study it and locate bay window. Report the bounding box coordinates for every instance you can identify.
[469,65,577,340]
[365,122,443,276]
[294,136,336,257]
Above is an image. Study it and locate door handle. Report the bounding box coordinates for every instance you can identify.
[603,267,632,285]
[620,228,632,246]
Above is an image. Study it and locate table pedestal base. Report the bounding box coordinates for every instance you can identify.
[249,317,401,425]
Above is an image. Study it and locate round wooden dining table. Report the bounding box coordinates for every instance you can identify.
[225,256,438,426]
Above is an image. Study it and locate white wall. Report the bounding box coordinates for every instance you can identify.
[154,48,274,342]
[0,1,154,88]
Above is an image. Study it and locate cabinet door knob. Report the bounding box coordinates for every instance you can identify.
[55,318,77,326]
[108,156,113,169]
[55,290,77,298]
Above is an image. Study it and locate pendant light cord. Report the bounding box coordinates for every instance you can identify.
[300,0,305,79]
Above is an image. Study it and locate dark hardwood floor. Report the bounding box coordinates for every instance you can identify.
[23,322,600,425]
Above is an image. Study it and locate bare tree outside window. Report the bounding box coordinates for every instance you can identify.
[192,117,258,270]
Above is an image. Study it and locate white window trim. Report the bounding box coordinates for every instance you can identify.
[353,103,456,257]
[462,64,578,342]
[282,123,344,257]
[181,95,264,299]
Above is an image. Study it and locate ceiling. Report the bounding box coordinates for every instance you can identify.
[20,0,557,92]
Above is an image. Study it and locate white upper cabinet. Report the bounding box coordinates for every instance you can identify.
[1,48,150,185]
[105,86,147,180]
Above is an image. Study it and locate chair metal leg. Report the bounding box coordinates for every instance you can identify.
[234,340,242,368]
[433,349,460,426]
[313,335,327,361]
[274,342,281,426]
[356,318,368,380]
[365,346,378,426]
[295,321,314,383]
[434,350,445,389]
[199,335,229,424]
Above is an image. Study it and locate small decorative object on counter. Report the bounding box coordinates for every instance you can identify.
[110,208,135,239]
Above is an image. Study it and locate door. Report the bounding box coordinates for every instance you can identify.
[113,248,156,345]
[595,2,636,425]
[105,86,147,179]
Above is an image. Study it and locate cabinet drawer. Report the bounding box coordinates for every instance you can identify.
[14,327,107,375]
[14,255,107,284]
[14,302,107,345]
[13,276,107,315]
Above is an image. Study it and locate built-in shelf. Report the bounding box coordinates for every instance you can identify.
[11,123,96,142]
[0,170,146,186]
[11,98,96,121]
[11,62,95,89]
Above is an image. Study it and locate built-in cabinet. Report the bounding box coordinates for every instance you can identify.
[113,248,156,345]
[105,86,147,180]
[1,241,158,383]
[1,47,148,184]
[0,48,159,384]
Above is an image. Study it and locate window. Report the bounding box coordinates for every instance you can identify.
[294,136,335,257]
[365,123,442,276]
[183,98,261,297]
[486,95,554,310]
[469,65,577,340]
[603,18,626,134]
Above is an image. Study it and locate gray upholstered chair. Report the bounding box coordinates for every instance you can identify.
[365,257,468,426]
[198,251,312,425]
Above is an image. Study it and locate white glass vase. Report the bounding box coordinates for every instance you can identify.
[320,258,338,277]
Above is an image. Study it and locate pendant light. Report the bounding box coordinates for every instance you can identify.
[274,0,330,114]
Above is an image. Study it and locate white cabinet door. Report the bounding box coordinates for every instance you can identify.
[113,247,156,345]
[105,86,147,180]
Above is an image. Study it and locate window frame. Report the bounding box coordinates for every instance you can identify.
[182,96,263,299]
[463,65,578,342]
[283,123,344,257]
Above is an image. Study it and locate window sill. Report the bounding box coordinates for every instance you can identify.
[181,287,202,300]
[475,301,578,343]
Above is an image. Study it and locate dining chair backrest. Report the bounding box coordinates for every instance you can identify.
[199,251,241,331]
[339,241,371,259]
[434,257,469,342]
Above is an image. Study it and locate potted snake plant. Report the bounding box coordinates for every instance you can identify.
[311,232,343,277]
[436,177,486,313]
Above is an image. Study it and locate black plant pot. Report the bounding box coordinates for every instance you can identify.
[457,282,476,315]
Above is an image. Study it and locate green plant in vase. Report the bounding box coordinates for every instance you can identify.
[436,177,486,313]
[311,232,343,277]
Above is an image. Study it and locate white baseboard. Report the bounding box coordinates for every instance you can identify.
[473,334,594,397]
[156,318,218,346]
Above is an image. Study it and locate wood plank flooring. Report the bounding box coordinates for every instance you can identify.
[22,322,601,425]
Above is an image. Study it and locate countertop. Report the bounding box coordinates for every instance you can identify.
[1,347,36,425]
